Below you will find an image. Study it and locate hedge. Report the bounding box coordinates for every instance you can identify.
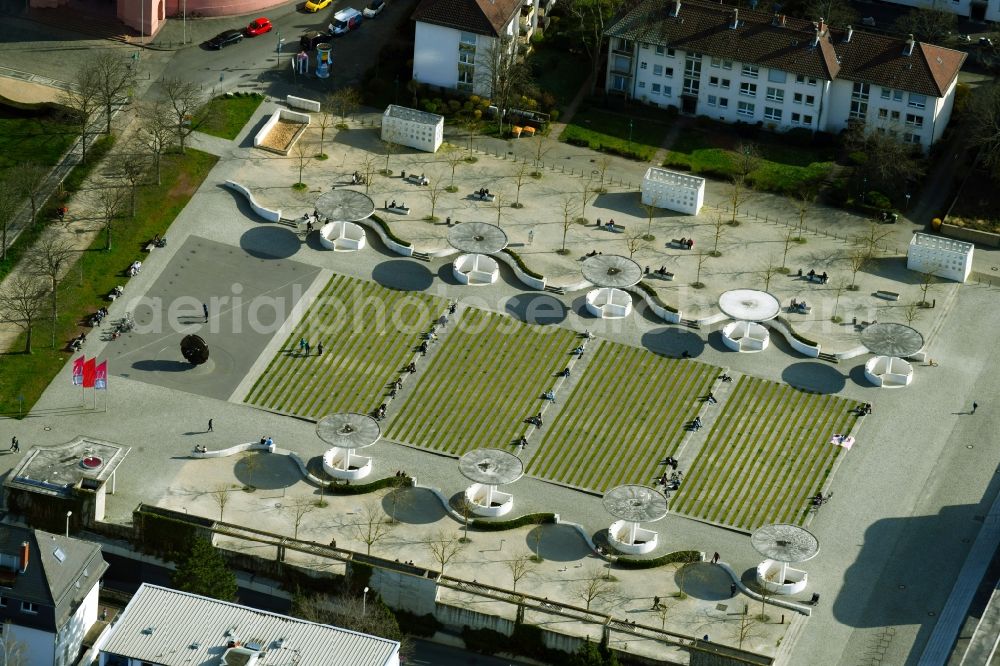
[394,610,443,637]
[615,550,701,569]
[135,510,205,561]
[369,214,412,248]
[631,281,679,313]
[501,248,544,280]
[470,512,556,531]
[787,328,818,348]
[323,474,410,495]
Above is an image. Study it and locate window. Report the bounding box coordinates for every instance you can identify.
[640,62,647,70]
[793,92,803,104]
[878,108,888,119]
[768,69,787,83]
[903,132,921,145]
[460,31,477,45]
[909,93,927,109]
[651,83,661,93]
[764,106,782,120]
[718,97,729,108]
[891,110,900,120]
[664,67,674,77]
[709,76,719,87]
[803,114,813,124]
[663,86,672,97]
[638,81,646,88]
[766,87,784,102]
[615,38,633,52]
[21,602,37,614]
[905,113,924,127]
[742,64,759,78]
[683,78,700,95]
[653,64,663,76]
[880,88,891,100]
[808,77,817,86]
[710,57,732,69]
[655,45,665,55]
[894,90,904,102]
[796,74,804,84]
[721,78,731,89]
[458,68,474,85]
[708,95,717,106]
[805,95,815,106]
[738,101,755,117]
[791,112,800,123]
[739,82,757,96]
[611,75,627,91]
[657,47,675,57]
[852,82,870,98]
[458,51,474,64]
[795,75,818,86]
[850,100,868,120]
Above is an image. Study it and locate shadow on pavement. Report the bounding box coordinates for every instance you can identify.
[218,183,267,222]
[781,361,847,394]
[371,259,434,291]
[131,359,194,373]
[641,327,705,359]
[239,225,302,259]
[675,562,732,601]
[233,453,301,491]
[526,523,591,562]
[505,293,568,326]
[382,487,447,524]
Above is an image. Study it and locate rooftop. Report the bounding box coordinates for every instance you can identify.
[5,436,130,499]
[100,584,401,666]
[384,104,444,126]
[412,0,521,37]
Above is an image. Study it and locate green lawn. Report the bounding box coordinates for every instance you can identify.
[529,48,589,110]
[527,342,720,493]
[663,128,835,194]
[386,309,577,455]
[560,108,671,161]
[244,275,446,418]
[0,149,218,417]
[670,376,856,531]
[196,94,265,140]
[0,104,78,177]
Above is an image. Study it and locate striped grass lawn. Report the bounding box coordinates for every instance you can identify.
[670,376,855,532]
[386,309,577,455]
[528,343,720,493]
[244,273,445,419]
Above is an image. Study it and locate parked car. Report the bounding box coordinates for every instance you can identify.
[329,7,363,35]
[861,16,876,27]
[363,0,385,18]
[207,29,244,49]
[246,17,273,36]
[300,30,331,51]
[304,0,332,11]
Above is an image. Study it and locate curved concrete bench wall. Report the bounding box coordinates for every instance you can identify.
[427,246,460,259]
[322,448,373,481]
[608,519,658,555]
[864,356,914,387]
[626,288,683,324]
[223,181,282,223]
[464,483,514,517]
[765,318,821,358]
[585,288,632,319]
[191,442,323,486]
[722,320,769,352]
[355,219,414,257]
[319,221,366,252]
[757,559,809,595]
[495,252,546,290]
[453,254,499,285]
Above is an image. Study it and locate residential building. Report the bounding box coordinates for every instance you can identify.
[605,0,966,149]
[0,526,108,666]
[99,583,401,666]
[412,0,525,96]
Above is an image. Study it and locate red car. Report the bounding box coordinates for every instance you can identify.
[246,17,273,36]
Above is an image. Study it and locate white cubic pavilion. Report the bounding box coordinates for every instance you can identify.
[907,233,973,283]
[381,105,444,153]
[641,167,705,215]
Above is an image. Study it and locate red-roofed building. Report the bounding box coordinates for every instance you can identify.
[605,0,966,149]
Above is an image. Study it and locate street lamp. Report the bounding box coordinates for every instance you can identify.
[362,586,370,616]
[65,511,72,538]
[905,192,911,210]
[628,119,634,151]
[861,177,867,204]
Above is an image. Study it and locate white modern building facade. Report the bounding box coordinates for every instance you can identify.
[412,0,523,96]
[606,0,966,149]
[641,167,705,214]
[907,232,974,282]
[382,105,445,152]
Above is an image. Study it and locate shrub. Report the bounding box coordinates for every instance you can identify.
[501,248,544,280]
[324,474,410,495]
[470,512,556,531]
[616,550,701,569]
[394,610,442,637]
[369,214,412,248]
[847,151,868,166]
[462,626,509,655]
[866,191,891,210]
[631,282,678,313]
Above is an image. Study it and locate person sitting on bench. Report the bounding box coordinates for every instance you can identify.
[686,238,694,249]
[808,269,816,280]
[657,266,669,276]
[390,200,397,209]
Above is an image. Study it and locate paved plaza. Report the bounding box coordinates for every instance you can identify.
[1,93,1000,665]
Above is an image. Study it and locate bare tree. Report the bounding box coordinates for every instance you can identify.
[624,227,649,259]
[161,77,205,153]
[0,274,49,353]
[476,36,530,134]
[847,248,868,291]
[95,184,128,251]
[385,485,411,524]
[759,257,780,291]
[575,567,616,611]
[728,174,752,225]
[492,189,506,227]
[292,592,415,662]
[61,65,101,164]
[734,141,761,178]
[692,252,709,289]
[511,162,532,208]
[578,176,597,223]
[116,148,149,218]
[903,301,922,326]
[792,186,817,240]
[780,227,796,273]
[242,450,260,491]
[733,606,764,649]
[424,175,445,221]
[136,100,173,185]
[285,498,316,539]
[380,133,397,175]
[653,597,676,629]
[360,155,377,195]
[640,199,660,241]
[0,621,27,665]
[559,195,578,253]
[209,483,231,521]
[532,135,551,176]
[443,147,465,191]
[853,221,893,262]
[505,552,537,593]
[89,50,136,135]
[426,529,465,576]
[566,0,628,94]
[919,269,938,307]
[28,234,75,345]
[710,212,727,257]
[831,280,846,323]
[0,177,17,261]
[595,157,612,193]
[314,108,334,159]
[531,515,547,562]
[293,142,313,189]
[14,162,49,224]
[352,500,393,555]
[328,87,362,124]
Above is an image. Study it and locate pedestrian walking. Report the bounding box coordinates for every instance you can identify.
[9,437,18,453]
[730,583,737,596]
[208,419,213,432]
[317,342,323,356]
[652,595,660,609]
[528,230,534,245]
[202,303,209,322]
[711,551,720,564]
[973,401,979,414]
[299,337,307,352]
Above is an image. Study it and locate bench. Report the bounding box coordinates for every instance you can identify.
[647,271,674,281]
[874,290,900,301]
[473,192,496,202]
[144,242,156,252]
[387,205,410,215]
[604,223,625,233]
[669,239,692,249]
[405,174,429,186]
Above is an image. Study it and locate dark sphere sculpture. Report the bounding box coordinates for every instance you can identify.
[181,334,209,365]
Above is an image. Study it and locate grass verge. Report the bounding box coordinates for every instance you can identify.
[0,148,218,417]
[559,108,670,161]
[196,93,265,140]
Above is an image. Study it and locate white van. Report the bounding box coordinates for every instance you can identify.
[329,8,362,35]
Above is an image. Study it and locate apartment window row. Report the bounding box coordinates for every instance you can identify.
[709,76,731,88]
[742,64,758,78]
[880,88,904,103]
[790,112,814,125]
[738,100,754,117]
[652,64,674,77]
[739,82,756,97]
[710,57,733,70]
[878,108,901,121]
[852,81,870,101]
[764,106,782,121]
[655,45,676,57]
[707,95,729,108]
[795,74,818,86]
[792,92,815,106]
[766,86,784,102]
[638,81,673,96]
[849,100,868,120]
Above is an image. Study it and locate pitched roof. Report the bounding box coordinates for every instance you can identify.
[606,0,965,97]
[412,0,521,37]
[101,584,400,666]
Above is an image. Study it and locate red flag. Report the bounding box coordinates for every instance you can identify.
[95,361,107,390]
[82,358,96,388]
[72,357,84,386]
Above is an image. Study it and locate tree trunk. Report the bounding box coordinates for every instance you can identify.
[105,222,112,251]
[24,324,32,354]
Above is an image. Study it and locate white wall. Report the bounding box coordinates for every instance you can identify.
[413,22,461,91]
[54,584,100,666]
[907,233,973,282]
[382,110,444,153]
[7,622,55,666]
[642,167,705,214]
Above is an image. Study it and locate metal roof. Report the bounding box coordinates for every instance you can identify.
[100,584,400,666]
